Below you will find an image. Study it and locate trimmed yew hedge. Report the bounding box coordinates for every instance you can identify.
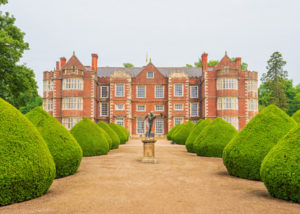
[98,121,120,149]
[223,105,297,180]
[71,118,109,156]
[26,107,83,178]
[109,123,127,144]
[98,126,113,149]
[167,124,180,140]
[172,121,195,145]
[117,124,130,141]
[292,110,300,123]
[0,98,56,206]
[194,118,237,157]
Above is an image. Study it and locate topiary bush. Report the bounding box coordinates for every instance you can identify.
[98,121,120,149]
[172,121,195,145]
[26,107,82,178]
[0,98,56,206]
[71,118,109,156]
[260,126,300,203]
[109,123,127,144]
[170,123,183,141]
[194,118,238,157]
[223,104,297,180]
[292,110,300,123]
[185,119,211,153]
[117,124,130,141]
[167,124,180,140]
[98,126,112,149]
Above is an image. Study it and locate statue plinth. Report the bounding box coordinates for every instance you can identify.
[141,138,157,164]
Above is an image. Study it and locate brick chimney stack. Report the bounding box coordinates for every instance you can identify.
[60,57,66,68]
[201,53,208,71]
[56,61,60,70]
[92,53,98,72]
[235,57,241,70]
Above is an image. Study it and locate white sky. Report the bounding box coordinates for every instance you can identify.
[2,0,300,95]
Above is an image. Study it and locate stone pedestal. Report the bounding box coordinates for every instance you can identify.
[141,139,157,164]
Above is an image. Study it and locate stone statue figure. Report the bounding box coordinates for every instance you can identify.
[144,111,165,138]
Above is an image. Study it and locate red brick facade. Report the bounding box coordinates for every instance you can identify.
[43,52,258,136]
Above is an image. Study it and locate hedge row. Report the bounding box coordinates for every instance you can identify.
[172,121,195,145]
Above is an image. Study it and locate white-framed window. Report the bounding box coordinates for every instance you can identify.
[62,78,83,90]
[62,117,82,130]
[217,79,238,90]
[137,119,145,134]
[115,104,125,111]
[155,105,164,111]
[217,97,238,110]
[222,117,239,130]
[44,80,54,92]
[247,80,258,92]
[147,72,154,79]
[115,118,124,127]
[155,85,164,98]
[43,99,53,111]
[174,84,183,97]
[248,99,258,111]
[137,105,146,112]
[190,86,198,98]
[174,117,183,126]
[190,103,198,117]
[136,86,146,98]
[115,84,124,97]
[101,86,109,98]
[155,119,164,134]
[174,104,183,111]
[101,103,109,116]
[62,97,83,110]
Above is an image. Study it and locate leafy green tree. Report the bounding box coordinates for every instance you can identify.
[0,0,38,109]
[19,95,42,114]
[288,93,300,116]
[123,63,134,68]
[185,64,193,68]
[231,58,248,70]
[194,58,202,67]
[207,60,219,66]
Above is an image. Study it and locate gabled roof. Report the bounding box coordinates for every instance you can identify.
[62,54,86,70]
[214,54,238,70]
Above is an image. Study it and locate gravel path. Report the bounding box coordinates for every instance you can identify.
[1,139,300,214]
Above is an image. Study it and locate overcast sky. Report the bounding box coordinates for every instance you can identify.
[2,0,300,95]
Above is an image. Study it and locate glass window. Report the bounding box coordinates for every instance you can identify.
[63,78,83,90]
[147,72,154,78]
[191,103,198,117]
[101,86,109,98]
[155,105,164,111]
[155,85,164,98]
[62,97,83,110]
[248,80,258,92]
[174,104,183,111]
[115,84,124,97]
[137,119,145,134]
[116,118,124,127]
[174,117,183,126]
[217,79,238,90]
[115,104,125,111]
[101,103,109,116]
[190,86,198,98]
[137,86,146,98]
[174,84,183,97]
[217,97,238,110]
[222,117,239,130]
[248,99,258,111]
[62,117,82,130]
[155,119,164,134]
[137,105,145,112]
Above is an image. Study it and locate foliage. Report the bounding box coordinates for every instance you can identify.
[208,60,219,66]
[19,95,42,114]
[0,98,55,206]
[222,105,296,180]
[167,124,180,140]
[170,124,183,141]
[292,110,300,123]
[26,107,82,178]
[186,64,193,68]
[117,124,130,140]
[231,58,248,71]
[288,93,300,116]
[194,58,202,67]
[98,121,120,149]
[194,118,237,157]
[186,119,212,153]
[123,63,134,68]
[109,123,127,144]
[260,126,300,202]
[70,118,109,156]
[172,121,195,145]
[98,126,112,149]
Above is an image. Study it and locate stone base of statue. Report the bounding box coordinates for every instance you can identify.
[141,138,157,164]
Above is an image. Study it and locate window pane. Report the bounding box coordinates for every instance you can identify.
[155,86,164,98]
[137,119,145,134]
[137,86,145,98]
[174,84,183,97]
[155,119,164,134]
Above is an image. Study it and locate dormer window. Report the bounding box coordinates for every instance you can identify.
[147,72,154,79]
[72,66,76,73]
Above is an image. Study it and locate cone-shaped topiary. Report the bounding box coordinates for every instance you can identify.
[194,118,238,157]
[185,119,212,153]
[26,107,82,178]
[260,126,300,203]
[98,121,120,149]
[292,110,300,123]
[170,123,183,141]
[223,105,297,180]
[0,98,55,206]
[109,123,127,144]
[71,118,109,156]
[117,124,130,141]
[98,126,112,149]
[172,121,195,145]
[167,124,180,140]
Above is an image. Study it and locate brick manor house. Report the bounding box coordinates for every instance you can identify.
[43,52,258,137]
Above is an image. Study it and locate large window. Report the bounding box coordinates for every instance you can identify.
[116,118,124,127]
[174,117,183,126]
[248,80,258,92]
[115,84,124,97]
[155,119,164,134]
[248,99,258,111]
[101,103,109,116]
[222,117,239,130]
[174,84,183,97]
[217,97,238,110]
[147,72,154,78]
[155,105,164,111]
[115,104,125,111]
[190,103,198,117]
[136,86,146,98]
[137,105,146,112]
[101,86,109,98]
[137,119,145,134]
[62,97,83,110]
[190,86,198,98]
[217,78,238,90]
[63,78,83,90]
[155,85,164,98]
[62,117,82,130]
[44,80,54,92]
[174,104,183,111]
[43,99,53,111]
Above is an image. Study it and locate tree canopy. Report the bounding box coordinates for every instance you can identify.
[123,63,134,68]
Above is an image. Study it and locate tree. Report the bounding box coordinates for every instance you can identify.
[0,0,38,109]
[194,58,202,67]
[208,60,219,66]
[185,64,193,67]
[123,63,134,68]
[19,95,42,114]
[231,58,248,70]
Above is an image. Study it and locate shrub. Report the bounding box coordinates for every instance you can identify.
[71,118,109,156]
[185,119,212,153]
[0,98,55,206]
[98,121,120,149]
[170,124,183,141]
[292,110,300,123]
[167,124,180,140]
[260,126,300,203]
[98,126,112,149]
[109,123,127,144]
[194,118,238,157]
[172,121,195,145]
[117,124,130,141]
[26,107,82,178]
[223,105,297,180]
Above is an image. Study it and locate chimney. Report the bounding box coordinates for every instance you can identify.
[56,61,60,70]
[60,57,66,68]
[92,53,98,72]
[201,52,208,71]
[235,57,241,70]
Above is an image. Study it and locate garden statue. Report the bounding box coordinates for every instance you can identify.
[144,111,165,138]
